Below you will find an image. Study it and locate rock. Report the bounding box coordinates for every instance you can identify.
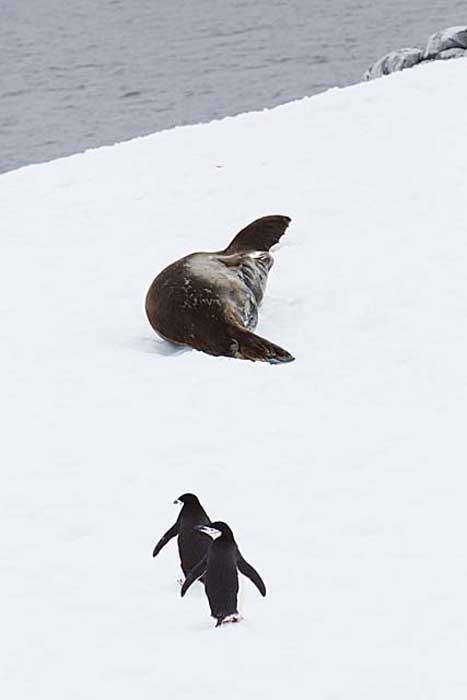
[364,47,424,81]
[424,26,467,59]
[434,47,467,61]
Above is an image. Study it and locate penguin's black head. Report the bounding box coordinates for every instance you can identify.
[196,521,234,541]
[174,493,201,507]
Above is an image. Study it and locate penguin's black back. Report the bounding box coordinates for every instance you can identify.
[178,498,211,576]
[205,538,239,620]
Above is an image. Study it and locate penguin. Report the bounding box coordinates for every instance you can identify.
[180,521,266,627]
[152,493,211,578]
[145,215,294,364]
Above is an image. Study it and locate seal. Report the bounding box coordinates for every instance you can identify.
[152,493,211,579]
[181,521,266,627]
[145,215,294,364]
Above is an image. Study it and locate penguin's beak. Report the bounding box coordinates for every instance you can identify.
[173,499,181,505]
[196,526,221,539]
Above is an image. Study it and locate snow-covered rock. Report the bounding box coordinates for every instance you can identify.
[2,59,467,700]
[424,25,467,58]
[363,47,424,80]
[364,25,467,80]
[433,47,467,61]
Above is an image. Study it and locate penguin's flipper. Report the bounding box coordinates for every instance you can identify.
[152,522,179,557]
[237,554,267,596]
[180,556,208,597]
[223,215,291,254]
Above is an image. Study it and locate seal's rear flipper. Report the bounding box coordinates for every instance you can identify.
[223,215,291,254]
[231,329,295,365]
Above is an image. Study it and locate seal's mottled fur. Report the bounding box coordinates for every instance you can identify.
[145,215,294,363]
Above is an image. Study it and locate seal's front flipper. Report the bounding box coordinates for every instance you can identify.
[231,328,295,365]
[223,215,291,254]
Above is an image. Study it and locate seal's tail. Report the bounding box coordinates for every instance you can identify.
[231,328,295,365]
[223,215,291,254]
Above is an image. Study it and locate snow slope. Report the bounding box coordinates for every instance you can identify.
[2,58,467,699]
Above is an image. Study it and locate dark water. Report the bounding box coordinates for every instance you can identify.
[0,0,464,173]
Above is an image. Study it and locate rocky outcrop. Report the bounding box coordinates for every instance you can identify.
[364,48,424,80]
[364,25,467,80]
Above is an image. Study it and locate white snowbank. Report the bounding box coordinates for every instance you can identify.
[2,58,467,699]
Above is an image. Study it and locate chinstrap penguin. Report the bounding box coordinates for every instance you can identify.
[152,493,211,579]
[181,521,266,627]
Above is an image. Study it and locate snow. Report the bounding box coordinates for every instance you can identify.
[2,58,467,699]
